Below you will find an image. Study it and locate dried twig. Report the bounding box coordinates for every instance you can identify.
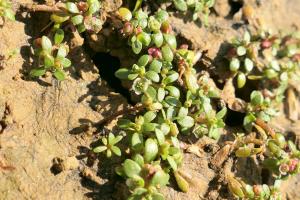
[255,118,276,138]
[21,3,65,13]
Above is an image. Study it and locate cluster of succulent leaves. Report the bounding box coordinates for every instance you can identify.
[30,29,71,80]
[0,0,15,21]
[227,175,282,200]
[243,90,279,132]
[228,121,300,199]
[118,8,175,55]
[30,0,103,80]
[234,125,300,177]
[90,7,228,199]
[171,0,215,24]
[226,31,300,89]
[50,0,102,33]
[93,132,123,157]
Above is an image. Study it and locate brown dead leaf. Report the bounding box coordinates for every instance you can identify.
[286,88,298,122]
[185,144,205,158]
[210,144,231,168]
[221,79,247,112]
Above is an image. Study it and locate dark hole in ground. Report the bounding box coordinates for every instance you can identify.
[227,0,243,18]
[286,131,296,142]
[91,52,133,104]
[234,79,258,102]
[261,168,270,184]
[225,109,245,126]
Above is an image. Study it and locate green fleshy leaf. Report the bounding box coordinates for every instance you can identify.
[216,107,227,119]
[132,154,144,167]
[174,171,189,192]
[167,156,177,170]
[235,146,251,157]
[118,7,132,21]
[157,87,166,102]
[165,96,181,107]
[244,58,254,72]
[144,111,157,122]
[123,159,142,178]
[30,68,46,77]
[111,135,123,145]
[236,46,246,56]
[44,55,55,68]
[93,146,107,153]
[57,45,67,58]
[142,123,157,132]
[177,116,194,128]
[177,107,188,118]
[102,137,108,145]
[155,128,165,145]
[88,0,101,15]
[115,68,131,80]
[41,36,52,52]
[50,14,69,24]
[164,34,177,50]
[155,10,169,22]
[165,86,180,98]
[162,45,174,62]
[132,40,142,54]
[243,113,256,132]
[137,32,151,46]
[230,58,240,72]
[54,29,64,45]
[173,0,188,11]
[131,133,143,150]
[71,15,84,25]
[77,24,86,33]
[150,170,169,187]
[146,71,160,82]
[152,32,164,48]
[66,2,79,13]
[60,58,71,68]
[149,59,162,73]
[144,138,158,163]
[163,72,179,84]
[237,72,246,88]
[106,149,112,157]
[53,70,65,80]
[137,55,150,67]
[111,146,121,156]
[250,91,264,106]
[151,193,165,200]
[126,175,145,190]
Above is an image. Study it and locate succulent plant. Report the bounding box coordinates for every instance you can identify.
[172,0,215,24]
[21,2,300,199]
[226,31,300,89]
[50,0,102,33]
[243,90,278,132]
[232,122,300,178]
[118,8,175,55]
[93,132,123,157]
[116,159,169,199]
[227,176,282,200]
[30,29,71,80]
